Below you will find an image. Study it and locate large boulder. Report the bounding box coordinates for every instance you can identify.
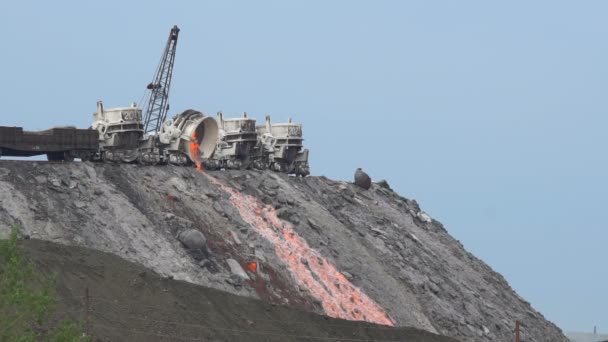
[178,229,207,250]
[226,258,250,280]
[354,168,372,190]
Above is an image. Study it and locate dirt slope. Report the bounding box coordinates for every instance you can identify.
[20,238,456,342]
[0,161,567,341]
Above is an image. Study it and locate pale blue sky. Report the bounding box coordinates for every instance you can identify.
[1,1,606,333]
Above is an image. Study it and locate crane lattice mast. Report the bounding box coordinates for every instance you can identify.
[143,25,180,134]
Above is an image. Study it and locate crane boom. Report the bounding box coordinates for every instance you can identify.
[143,25,180,135]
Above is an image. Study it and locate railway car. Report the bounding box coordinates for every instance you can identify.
[0,126,99,161]
[253,116,310,176]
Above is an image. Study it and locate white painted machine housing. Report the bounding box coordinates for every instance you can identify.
[91,101,143,137]
[91,101,144,162]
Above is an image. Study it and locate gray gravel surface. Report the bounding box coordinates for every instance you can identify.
[0,160,568,342]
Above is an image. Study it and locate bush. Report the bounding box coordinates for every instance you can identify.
[0,226,91,341]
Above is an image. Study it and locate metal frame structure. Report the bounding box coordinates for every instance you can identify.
[143,25,180,135]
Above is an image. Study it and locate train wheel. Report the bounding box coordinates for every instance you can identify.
[137,154,147,165]
[47,152,64,162]
[101,152,114,163]
[80,153,92,162]
[138,153,158,166]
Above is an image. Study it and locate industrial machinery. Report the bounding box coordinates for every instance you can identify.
[91,25,219,166]
[0,25,310,176]
[156,109,218,166]
[91,101,143,162]
[90,101,218,166]
[0,126,98,161]
[254,116,310,176]
[204,112,258,170]
[143,25,180,135]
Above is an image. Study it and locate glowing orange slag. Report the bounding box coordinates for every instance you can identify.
[247,261,258,273]
[189,131,203,171]
[203,173,395,326]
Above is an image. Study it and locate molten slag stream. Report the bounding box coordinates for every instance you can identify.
[203,173,395,326]
[190,132,203,171]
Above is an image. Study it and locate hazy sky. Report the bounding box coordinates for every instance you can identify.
[1,1,606,333]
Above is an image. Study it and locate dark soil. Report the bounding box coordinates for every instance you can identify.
[19,238,458,342]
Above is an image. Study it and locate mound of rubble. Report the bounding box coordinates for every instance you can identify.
[0,161,568,341]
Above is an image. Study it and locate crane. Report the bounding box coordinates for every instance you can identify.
[143,25,180,135]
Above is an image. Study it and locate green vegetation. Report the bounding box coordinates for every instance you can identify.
[0,226,91,341]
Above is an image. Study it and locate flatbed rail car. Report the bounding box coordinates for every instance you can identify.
[0,126,99,161]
